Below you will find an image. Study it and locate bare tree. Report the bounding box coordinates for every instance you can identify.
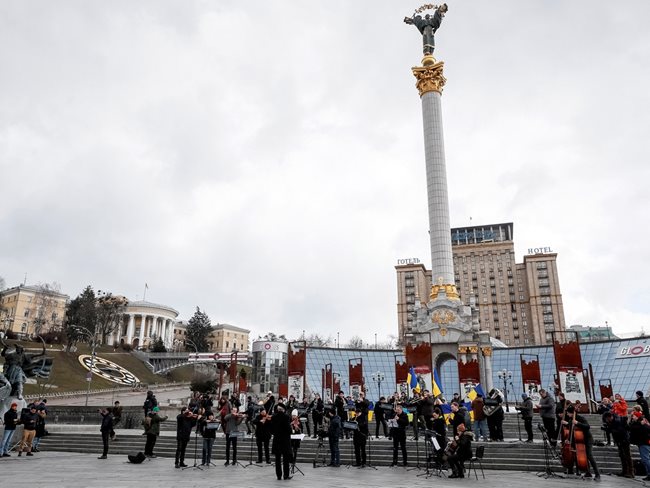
[303,333,333,347]
[30,282,63,336]
[95,291,128,344]
[346,335,364,348]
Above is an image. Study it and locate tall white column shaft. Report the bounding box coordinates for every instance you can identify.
[421,90,454,285]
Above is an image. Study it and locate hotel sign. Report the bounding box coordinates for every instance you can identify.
[527,247,554,254]
[616,344,650,359]
[397,258,421,265]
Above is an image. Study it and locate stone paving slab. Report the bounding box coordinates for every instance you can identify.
[0,451,646,488]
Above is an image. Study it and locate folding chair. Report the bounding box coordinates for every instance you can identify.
[466,445,485,479]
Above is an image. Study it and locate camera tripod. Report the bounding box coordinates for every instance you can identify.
[312,436,329,468]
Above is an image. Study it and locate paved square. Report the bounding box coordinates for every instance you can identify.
[0,451,644,488]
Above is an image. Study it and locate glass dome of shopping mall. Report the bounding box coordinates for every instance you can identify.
[304,336,650,402]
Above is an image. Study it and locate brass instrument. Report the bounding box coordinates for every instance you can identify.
[483,388,503,417]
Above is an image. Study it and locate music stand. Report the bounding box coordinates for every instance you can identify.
[229,431,247,468]
[182,424,204,471]
[245,430,263,468]
[290,434,305,476]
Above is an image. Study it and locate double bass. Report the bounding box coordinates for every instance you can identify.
[560,405,588,473]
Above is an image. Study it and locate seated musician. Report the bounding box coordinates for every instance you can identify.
[446,423,473,478]
[562,405,600,479]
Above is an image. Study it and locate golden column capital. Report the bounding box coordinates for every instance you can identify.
[412,57,446,97]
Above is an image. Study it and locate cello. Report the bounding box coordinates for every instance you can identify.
[561,404,589,473]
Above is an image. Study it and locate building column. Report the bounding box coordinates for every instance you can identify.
[127,314,135,344]
[139,315,147,344]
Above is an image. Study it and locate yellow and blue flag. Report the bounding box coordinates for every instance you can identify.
[407,366,420,395]
[432,369,443,397]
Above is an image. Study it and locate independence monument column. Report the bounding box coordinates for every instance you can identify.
[404,3,456,299]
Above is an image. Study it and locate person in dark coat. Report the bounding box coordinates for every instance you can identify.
[200,411,218,466]
[629,411,650,481]
[353,406,369,467]
[447,424,473,478]
[98,407,113,459]
[270,403,292,480]
[390,404,409,466]
[603,411,633,478]
[143,390,158,417]
[450,402,465,438]
[327,407,342,466]
[111,400,123,440]
[175,407,197,468]
[310,394,324,437]
[374,396,389,438]
[253,409,272,464]
[516,393,534,442]
[636,391,650,420]
[563,405,600,479]
[539,389,557,446]
[1,402,20,457]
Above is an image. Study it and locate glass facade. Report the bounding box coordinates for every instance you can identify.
[303,337,650,402]
[252,341,288,394]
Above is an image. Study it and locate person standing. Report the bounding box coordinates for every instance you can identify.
[517,393,534,442]
[143,390,158,417]
[31,405,47,452]
[310,394,324,438]
[223,406,244,465]
[374,397,389,438]
[270,403,293,480]
[471,394,488,441]
[597,397,613,445]
[18,404,39,456]
[200,412,217,466]
[629,411,650,481]
[245,396,255,435]
[111,401,123,441]
[253,409,272,464]
[1,402,20,457]
[485,389,505,442]
[98,407,113,459]
[563,405,600,479]
[390,404,409,467]
[450,402,465,438]
[143,406,168,458]
[353,406,368,467]
[539,389,556,446]
[327,407,342,467]
[636,391,650,420]
[555,391,568,440]
[603,411,633,478]
[175,407,197,468]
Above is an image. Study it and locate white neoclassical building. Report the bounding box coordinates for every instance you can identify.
[106,300,178,350]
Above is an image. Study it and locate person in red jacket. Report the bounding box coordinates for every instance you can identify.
[612,394,629,422]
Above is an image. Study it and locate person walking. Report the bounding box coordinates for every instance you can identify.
[143,406,168,458]
[98,407,113,459]
[111,401,123,440]
[1,402,20,457]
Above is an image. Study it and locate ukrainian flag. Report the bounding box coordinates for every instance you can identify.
[432,369,443,397]
[407,366,420,395]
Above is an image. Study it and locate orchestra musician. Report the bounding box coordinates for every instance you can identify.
[252,408,272,464]
[310,393,324,438]
[562,405,600,479]
[290,409,302,464]
[353,406,369,467]
[200,411,218,466]
[270,403,293,480]
[374,396,389,438]
[222,407,245,466]
[175,407,199,468]
[421,390,435,431]
[555,391,568,441]
[431,408,448,467]
[299,397,311,437]
[390,404,409,467]
[450,402,466,438]
[484,389,505,442]
[516,393,534,442]
[327,407,342,467]
[445,423,473,478]
[539,389,557,446]
[264,391,276,414]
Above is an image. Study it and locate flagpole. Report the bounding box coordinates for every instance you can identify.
[143,283,147,301]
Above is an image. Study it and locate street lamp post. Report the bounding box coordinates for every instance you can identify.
[497,369,512,412]
[73,325,98,407]
[185,339,199,375]
[371,371,385,401]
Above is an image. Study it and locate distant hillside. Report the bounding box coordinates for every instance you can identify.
[22,346,195,396]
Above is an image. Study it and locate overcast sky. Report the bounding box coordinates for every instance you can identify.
[1,1,649,345]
